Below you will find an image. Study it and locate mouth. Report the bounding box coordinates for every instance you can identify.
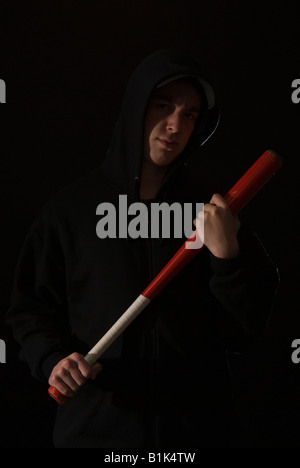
[158,138,179,149]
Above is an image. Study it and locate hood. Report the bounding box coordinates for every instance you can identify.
[100,48,220,201]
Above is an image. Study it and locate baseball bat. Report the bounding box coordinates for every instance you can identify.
[48,149,282,404]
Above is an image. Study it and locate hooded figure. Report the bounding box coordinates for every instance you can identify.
[6,49,278,448]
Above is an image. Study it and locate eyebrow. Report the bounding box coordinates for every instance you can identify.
[186,105,201,114]
[152,93,201,113]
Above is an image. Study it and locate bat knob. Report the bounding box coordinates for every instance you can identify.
[48,386,69,404]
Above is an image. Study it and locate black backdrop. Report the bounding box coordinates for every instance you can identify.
[0,1,300,448]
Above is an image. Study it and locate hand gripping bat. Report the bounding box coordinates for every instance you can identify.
[48,149,282,404]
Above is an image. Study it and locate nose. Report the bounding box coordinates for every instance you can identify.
[166,110,182,134]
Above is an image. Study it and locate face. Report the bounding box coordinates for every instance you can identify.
[143,79,203,167]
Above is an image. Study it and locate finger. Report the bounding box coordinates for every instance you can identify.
[60,355,88,386]
[49,379,75,398]
[193,208,204,226]
[209,193,229,209]
[195,217,204,244]
[90,362,103,380]
[49,370,80,397]
[74,353,94,379]
[203,202,217,214]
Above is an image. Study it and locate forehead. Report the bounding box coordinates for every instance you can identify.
[151,79,203,107]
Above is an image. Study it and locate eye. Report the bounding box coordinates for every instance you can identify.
[157,102,171,111]
[151,98,172,111]
[185,113,197,120]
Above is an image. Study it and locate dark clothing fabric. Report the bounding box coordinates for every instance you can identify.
[6,49,279,448]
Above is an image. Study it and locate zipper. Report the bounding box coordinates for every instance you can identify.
[146,209,157,448]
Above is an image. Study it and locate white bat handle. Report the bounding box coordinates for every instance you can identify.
[84,294,151,365]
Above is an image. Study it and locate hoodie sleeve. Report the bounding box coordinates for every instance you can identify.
[6,204,71,383]
[208,220,279,343]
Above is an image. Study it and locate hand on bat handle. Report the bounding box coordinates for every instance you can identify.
[49,149,282,404]
[48,352,102,404]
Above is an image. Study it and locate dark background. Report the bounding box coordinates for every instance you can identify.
[0,1,299,448]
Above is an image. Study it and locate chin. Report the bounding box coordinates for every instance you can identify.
[151,152,179,167]
[152,158,173,167]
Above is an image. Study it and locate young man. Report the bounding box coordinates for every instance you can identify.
[7,49,278,448]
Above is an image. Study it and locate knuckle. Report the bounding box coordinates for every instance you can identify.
[81,368,91,379]
[51,374,64,387]
[63,360,73,371]
[57,367,67,378]
[72,352,83,362]
[48,375,57,386]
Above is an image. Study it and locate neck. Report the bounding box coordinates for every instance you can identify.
[140,158,168,200]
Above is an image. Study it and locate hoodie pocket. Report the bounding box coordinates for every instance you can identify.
[54,384,146,448]
[53,382,108,447]
[73,390,147,448]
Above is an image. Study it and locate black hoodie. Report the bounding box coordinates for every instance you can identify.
[6,49,278,448]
